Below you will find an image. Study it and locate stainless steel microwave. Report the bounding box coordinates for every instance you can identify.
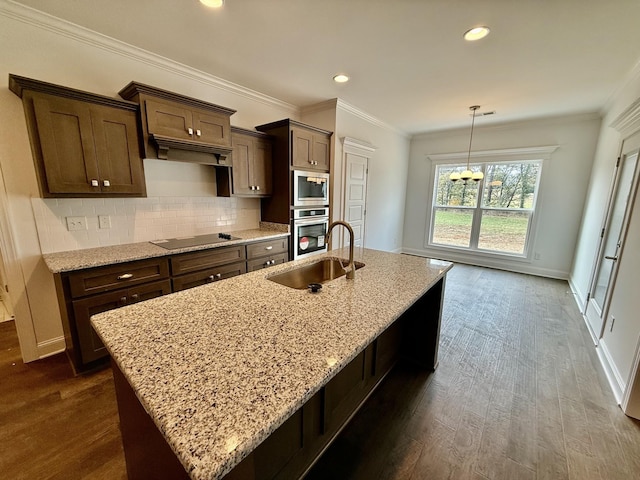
[293,170,329,207]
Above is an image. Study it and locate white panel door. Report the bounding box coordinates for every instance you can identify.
[343,153,368,247]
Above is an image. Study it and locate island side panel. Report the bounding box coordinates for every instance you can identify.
[401,276,445,370]
[112,361,191,480]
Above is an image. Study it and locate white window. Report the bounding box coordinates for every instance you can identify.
[429,159,543,256]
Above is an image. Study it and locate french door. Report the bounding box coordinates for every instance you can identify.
[585,135,640,342]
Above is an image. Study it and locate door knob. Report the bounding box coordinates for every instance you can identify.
[605,255,618,261]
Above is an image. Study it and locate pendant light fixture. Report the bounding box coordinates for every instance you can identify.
[450,105,484,183]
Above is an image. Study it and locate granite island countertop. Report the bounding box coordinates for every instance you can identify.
[91,248,452,480]
[43,225,289,273]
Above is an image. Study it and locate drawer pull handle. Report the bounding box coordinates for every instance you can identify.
[188,127,194,135]
[103,180,110,187]
[196,129,202,137]
[117,273,134,280]
[265,246,273,250]
[91,179,99,187]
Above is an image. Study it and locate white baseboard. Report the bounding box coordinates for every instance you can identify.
[598,339,626,404]
[568,276,587,314]
[401,247,568,279]
[37,336,66,359]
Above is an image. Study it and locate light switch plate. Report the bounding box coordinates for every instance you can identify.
[98,215,111,229]
[66,216,87,231]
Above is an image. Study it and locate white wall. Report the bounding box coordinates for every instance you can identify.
[333,102,410,253]
[403,114,602,279]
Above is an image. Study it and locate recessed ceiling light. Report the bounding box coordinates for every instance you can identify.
[200,0,224,8]
[333,74,349,83]
[463,26,490,41]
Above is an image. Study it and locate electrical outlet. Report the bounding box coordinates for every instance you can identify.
[98,215,111,229]
[66,216,87,231]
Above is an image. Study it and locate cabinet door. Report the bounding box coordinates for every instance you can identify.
[192,108,231,146]
[291,127,313,169]
[72,289,127,364]
[231,133,253,195]
[252,138,272,195]
[312,134,330,171]
[91,104,145,195]
[32,94,100,194]
[145,98,193,141]
[72,280,171,365]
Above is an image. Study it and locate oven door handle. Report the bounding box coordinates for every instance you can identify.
[294,217,329,226]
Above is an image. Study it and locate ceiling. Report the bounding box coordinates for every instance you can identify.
[12,0,640,135]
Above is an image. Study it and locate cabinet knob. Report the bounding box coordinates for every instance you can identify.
[215,273,222,280]
[196,129,202,137]
[120,296,128,305]
[207,275,215,282]
[103,180,110,187]
[131,293,139,302]
[91,179,99,187]
[255,185,260,191]
[188,127,194,136]
[250,186,255,191]
[117,273,134,280]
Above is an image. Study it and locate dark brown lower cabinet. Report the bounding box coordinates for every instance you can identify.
[113,277,446,480]
[72,280,171,364]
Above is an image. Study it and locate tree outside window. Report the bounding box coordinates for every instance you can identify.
[431,160,542,255]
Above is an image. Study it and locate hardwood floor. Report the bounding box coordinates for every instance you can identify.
[2,264,639,479]
[0,321,125,480]
[305,264,640,479]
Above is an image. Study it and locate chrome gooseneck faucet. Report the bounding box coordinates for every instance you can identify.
[326,220,355,279]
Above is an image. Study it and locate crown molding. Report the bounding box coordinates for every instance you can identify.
[603,55,640,116]
[0,0,298,113]
[300,98,338,115]
[426,145,559,162]
[336,98,409,138]
[610,96,640,138]
[342,136,377,154]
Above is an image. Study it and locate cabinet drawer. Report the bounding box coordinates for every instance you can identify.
[72,279,171,364]
[68,258,169,299]
[246,238,288,259]
[172,261,247,292]
[247,252,288,272]
[170,245,245,276]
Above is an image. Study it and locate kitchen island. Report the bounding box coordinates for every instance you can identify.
[91,248,452,480]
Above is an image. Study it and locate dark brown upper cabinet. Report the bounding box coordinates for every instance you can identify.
[217,127,272,197]
[291,125,331,172]
[9,74,146,198]
[119,82,236,166]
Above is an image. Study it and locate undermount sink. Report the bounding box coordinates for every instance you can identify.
[267,257,365,289]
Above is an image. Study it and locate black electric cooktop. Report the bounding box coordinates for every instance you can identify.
[150,233,241,250]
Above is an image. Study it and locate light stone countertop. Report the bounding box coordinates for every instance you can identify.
[91,247,453,480]
[43,226,289,273]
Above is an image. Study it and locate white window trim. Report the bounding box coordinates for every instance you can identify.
[423,145,558,262]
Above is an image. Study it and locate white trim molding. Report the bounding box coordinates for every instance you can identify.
[0,0,298,113]
[426,145,560,163]
[598,340,625,404]
[37,336,66,359]
[336,99,409,137]
[342,137,377,154]
[610,96,640,138]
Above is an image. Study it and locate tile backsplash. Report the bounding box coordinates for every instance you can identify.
[32,196,261,254]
